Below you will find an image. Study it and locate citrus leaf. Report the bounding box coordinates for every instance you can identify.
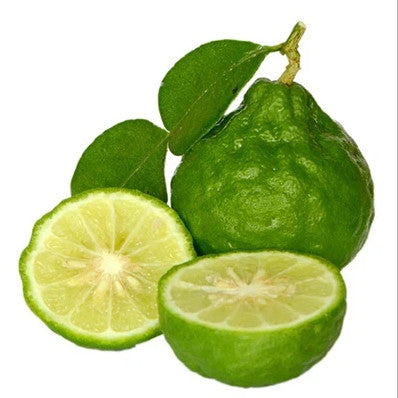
[71,119,168,201]
[158,40,276,155]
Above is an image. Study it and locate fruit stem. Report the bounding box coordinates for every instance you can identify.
[278,22,306,86]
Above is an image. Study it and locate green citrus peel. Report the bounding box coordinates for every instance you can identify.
[171,78,374,268]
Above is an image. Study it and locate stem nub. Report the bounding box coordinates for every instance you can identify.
[278,22,306,85]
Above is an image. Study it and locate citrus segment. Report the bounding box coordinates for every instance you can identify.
[20,189,195,349]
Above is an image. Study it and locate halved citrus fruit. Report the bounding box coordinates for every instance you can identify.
[158,251,346,387]
[20,189,195,349]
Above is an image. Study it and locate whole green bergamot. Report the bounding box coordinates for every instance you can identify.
[171,79,374,268]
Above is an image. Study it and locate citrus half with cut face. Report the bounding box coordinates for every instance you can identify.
[20,189,195,349]
[158,250,346,387]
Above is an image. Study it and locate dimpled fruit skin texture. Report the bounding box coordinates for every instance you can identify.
[159,298,346,387]
[171,79,374,268]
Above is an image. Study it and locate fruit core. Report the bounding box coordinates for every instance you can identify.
[205,267,296,305]
[96,252,130,276]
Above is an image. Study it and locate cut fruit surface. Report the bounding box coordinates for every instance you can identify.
[162,251,342,330]
[158,251,346,387]
[20,189,195,349]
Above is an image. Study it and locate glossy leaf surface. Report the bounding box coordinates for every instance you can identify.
[71,120,168,201]
[158,40,273,155]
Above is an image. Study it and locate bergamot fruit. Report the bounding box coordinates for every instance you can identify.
[171,78,374,268]
[20,189,195,349]
[158,250,346,387]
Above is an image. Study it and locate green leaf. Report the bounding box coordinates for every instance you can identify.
[158,40,276,155]
[71,119,168,201]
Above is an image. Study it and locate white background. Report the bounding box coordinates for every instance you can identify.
[1,1,396,397]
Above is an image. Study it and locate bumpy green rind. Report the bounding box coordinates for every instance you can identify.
[171,79,374,268]
[71,120,168,202]
[158,251,346,387]
[19,188,196,350]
